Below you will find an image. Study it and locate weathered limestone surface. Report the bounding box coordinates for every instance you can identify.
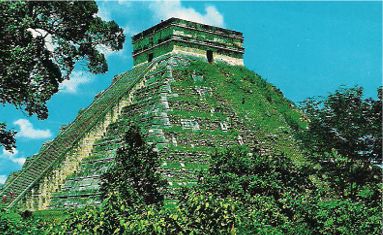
[22,104,126,210]
[172,45,244,66]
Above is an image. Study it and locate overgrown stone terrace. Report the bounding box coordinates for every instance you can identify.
[1,19,306,210]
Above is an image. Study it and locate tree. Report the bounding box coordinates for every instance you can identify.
[53,126,168,234]
[299,86,382,205]
[195,146,382,234]
[0,123,15,151]
[194,147,314,233]
[100,125,167,207]
[198,146,312,200]
[300,86,382,163]
[310,150,382,203]
[0,1,125,150]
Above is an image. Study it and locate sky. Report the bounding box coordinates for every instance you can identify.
[0,1,382,184]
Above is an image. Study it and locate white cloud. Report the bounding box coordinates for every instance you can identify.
[1,148,26,166]
[148,0,225,27]
[2,148,19,157]
[115,0,134,7]
[97,4,112,21]
[60,71,93,94]
[96,44,114,58]
[9,157,26,166]
[13,119,52,139]
[0,175,7,184]
[26,28,54,51]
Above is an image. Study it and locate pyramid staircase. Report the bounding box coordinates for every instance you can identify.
[0,58,156,209]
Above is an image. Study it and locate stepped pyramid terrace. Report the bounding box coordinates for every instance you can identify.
[1,18,306,210]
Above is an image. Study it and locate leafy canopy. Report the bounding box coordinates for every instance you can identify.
[0,1,125,150]
[300,86,382,163]
[100,125,167,207]
[197,146,381,234]
[1,142,381,234]
[0,123,15,152]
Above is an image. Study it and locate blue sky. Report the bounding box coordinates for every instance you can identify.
[0,1,381,183]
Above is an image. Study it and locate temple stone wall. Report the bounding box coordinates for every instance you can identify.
[214,53,243,66]
[132,18,244,67]
[135,45,244,67]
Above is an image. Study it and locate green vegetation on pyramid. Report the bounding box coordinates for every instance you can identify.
[170,61,307,161]
[1,53,308,210]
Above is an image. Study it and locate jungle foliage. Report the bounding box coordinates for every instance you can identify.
[300,86,382,164]
[100,126,168,207]
[0,1,125,150]
[1,119,381,234]
[0,123,15,152]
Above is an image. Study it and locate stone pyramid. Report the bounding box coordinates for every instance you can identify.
[1,18,306,210]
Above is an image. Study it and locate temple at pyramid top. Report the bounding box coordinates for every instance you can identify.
[132,18,244,66]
